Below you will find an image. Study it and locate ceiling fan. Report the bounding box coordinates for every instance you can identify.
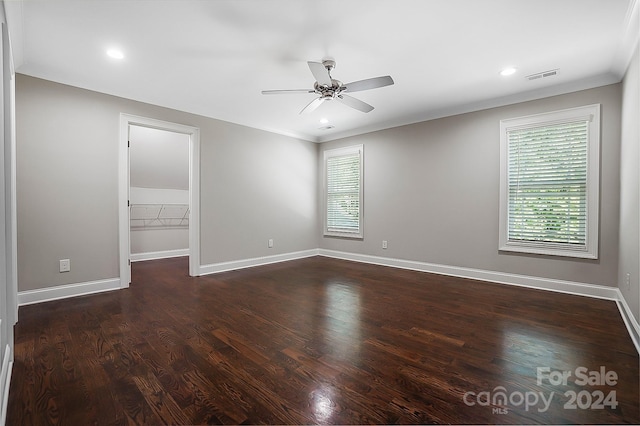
[262,59,394,114]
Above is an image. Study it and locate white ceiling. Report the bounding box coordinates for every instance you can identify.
[5,0,638,142]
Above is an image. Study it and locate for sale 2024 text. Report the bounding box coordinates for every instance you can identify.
[537,366,618,410]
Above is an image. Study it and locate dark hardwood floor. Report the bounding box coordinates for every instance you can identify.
[7,256,639,424]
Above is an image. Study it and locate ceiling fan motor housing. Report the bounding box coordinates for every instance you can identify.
[314,79,344,99]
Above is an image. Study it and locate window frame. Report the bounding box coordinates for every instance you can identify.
[323,144,364,239]
[499,104,600,259]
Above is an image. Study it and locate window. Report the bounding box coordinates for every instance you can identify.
[324,145,363,238]
[499,104,600,259]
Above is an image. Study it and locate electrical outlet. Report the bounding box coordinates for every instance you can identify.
[625,273,631,290]
[268,239,274,248]
[382,240,388,249]
[59,259,70,273]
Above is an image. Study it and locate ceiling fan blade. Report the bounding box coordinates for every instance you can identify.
[308,61,332,87]
[300,97,325,114]
[261,89,315,95]
[344,75,394,93]
[337,94,374,113]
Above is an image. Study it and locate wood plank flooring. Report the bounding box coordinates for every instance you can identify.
[7,256,640,424]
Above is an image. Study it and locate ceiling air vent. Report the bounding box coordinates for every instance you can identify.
[526,69,559,81]
[319,125,335,131]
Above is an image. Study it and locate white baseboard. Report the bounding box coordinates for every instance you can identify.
[1,344,12,426]
[615,290,640,354]
[198,249,319,275]
[17,277,121,306]
[11,248,638,355]
[318,249,637,353]
[318,249,619,300]
[130,248,189,262]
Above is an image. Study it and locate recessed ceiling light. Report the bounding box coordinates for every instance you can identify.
[500,67,517,76]
[319,118,329,124]
[106,49,124,60]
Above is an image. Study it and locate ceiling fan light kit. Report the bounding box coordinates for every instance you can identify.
[262,59,394,114]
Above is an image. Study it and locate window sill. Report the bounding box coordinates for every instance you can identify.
[499,242,598,260]
[324,231,363,240]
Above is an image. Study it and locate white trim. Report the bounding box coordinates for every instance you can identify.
[119,114,201,288]
[118,115,129,287]
[130,249,189,262]
[199,249,319,275]
[323,144,364,239]
[319,249,639,353]
[612,0,640,78]
[198,248,637,352]
[318,249,618,300]
[10,248,639,354]
[200,246,620,303]
[498,104,601,259]
[615,290,640,354]
[0,344,11,426]
[8,35,16,325]
[316,74,619,143]
[17,278,120,306]
[188,127,201,278]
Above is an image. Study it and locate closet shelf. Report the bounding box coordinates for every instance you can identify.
[130,204,189,229]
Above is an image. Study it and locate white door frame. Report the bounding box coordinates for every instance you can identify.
[118,114,200,287]
[0,22,17,426]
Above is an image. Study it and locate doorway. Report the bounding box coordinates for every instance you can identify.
[118,114,200,287]
[129,126,190,262]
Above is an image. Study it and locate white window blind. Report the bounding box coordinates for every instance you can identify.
[324,145,363,238]
[499,105,600,259]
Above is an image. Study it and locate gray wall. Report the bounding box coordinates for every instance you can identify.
[131,227,188,254]
[14,72,634,304]
[16,74,318,292]
[619,44,640,323]
[319,84,622,287]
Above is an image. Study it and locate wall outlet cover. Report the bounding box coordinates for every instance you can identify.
[59,259,71,273]
[625,273,631,289]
